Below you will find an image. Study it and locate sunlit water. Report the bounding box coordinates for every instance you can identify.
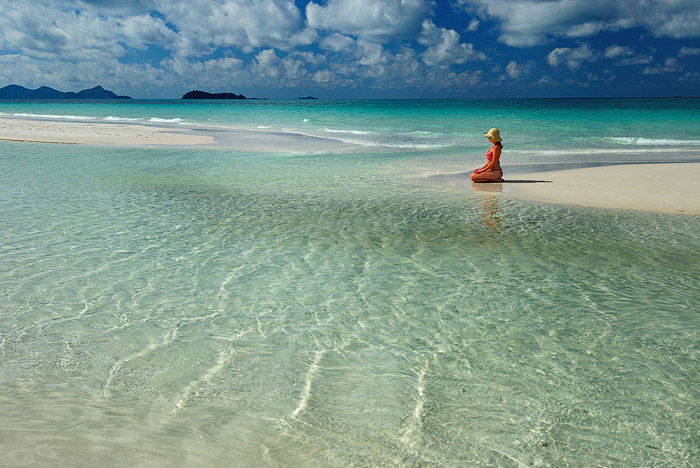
[1,99,699,466]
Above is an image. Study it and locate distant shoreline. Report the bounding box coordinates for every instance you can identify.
[3,94,699,101]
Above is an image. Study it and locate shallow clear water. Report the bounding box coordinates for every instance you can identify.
[1,99,700,466]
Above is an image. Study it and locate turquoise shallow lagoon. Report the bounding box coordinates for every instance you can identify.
[1,99,700,466]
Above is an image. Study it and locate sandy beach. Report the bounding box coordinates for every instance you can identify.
[0,117,353,152]
[0,117,215,146]
[500,162,700,214]
[421,160,700,215]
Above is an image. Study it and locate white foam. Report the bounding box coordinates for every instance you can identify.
[332,137,450,149]
[11,112,95,120]
[103,116,144,122]
[605,137,700,146]
[303,118,310,123]
[401,130,442,136]
[256,125,272,129]
[324,127,374,135]
[148,117,184,123]
[512,147,700,156]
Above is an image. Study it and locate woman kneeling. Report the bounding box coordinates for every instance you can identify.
[471,128,504,183]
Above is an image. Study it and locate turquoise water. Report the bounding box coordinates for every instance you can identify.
[1,99,699,466]
[3,98,700,157]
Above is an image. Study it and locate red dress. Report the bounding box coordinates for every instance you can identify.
[470,143,504,182]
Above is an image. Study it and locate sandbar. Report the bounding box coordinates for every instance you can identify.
[432,162,700,214]
[0,117,214,147]
[0,117,354,152]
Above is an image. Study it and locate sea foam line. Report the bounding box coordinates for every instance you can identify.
[324,127,374,135]
[8,112,96,120]
[511,147,700,156]
[103,116,144,121]
[605,137,700,146]
[148,117,184,123]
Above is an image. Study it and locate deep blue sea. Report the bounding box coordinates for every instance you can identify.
[1,99,699,466]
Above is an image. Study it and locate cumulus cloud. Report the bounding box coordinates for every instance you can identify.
[64,0,158,13]
[603,46,634,59]
[157,0,315,55]
[306,0,432,42]
[320,33,356,52]
[418,20,485,66]
[616,55,653,66]
[0,1,177,60]
[251,49,307,83]
[679,47,700,57]
[312,70,335,84]
[505,60,533,79]
[458,0,700,46]
[603,45,652,66]
[547,44,596,69]
[643,57,683,74]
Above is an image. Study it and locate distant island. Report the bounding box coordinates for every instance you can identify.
[182,90,247,100]
[298,96,319,100]
[0,84,132,100]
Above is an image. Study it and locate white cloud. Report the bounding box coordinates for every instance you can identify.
[306,0,432,42]
[457,0,700,47]
[425,70,481,89]
[155,0,316,56]
[603,45,634,59]
[320,33,355,52]
[357,41,389,66]
[679,47,700,57]
[505,60,533,79]
[0,1,179,61]
[603,45,652,66]
[312,70,334,83]
[418,20,484,67]
[643,57,683,74]
[118,15,177,50]
[616,55,653,66]
[547,44,596,69]
[64,0,158,14]
[251,49,308,84]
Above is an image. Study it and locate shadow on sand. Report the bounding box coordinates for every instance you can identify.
[474,179,552,184]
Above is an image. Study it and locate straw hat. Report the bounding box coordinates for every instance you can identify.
[483,128,502,142]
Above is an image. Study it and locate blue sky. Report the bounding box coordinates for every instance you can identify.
[1,0,699,98]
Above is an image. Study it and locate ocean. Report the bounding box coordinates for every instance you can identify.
[1,98,699,466]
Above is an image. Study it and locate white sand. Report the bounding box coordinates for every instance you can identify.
[502,163,700,214]
[0,117,354,152]
[0,117,214,146]
[416,159,700,215]
[428,162,700,214]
